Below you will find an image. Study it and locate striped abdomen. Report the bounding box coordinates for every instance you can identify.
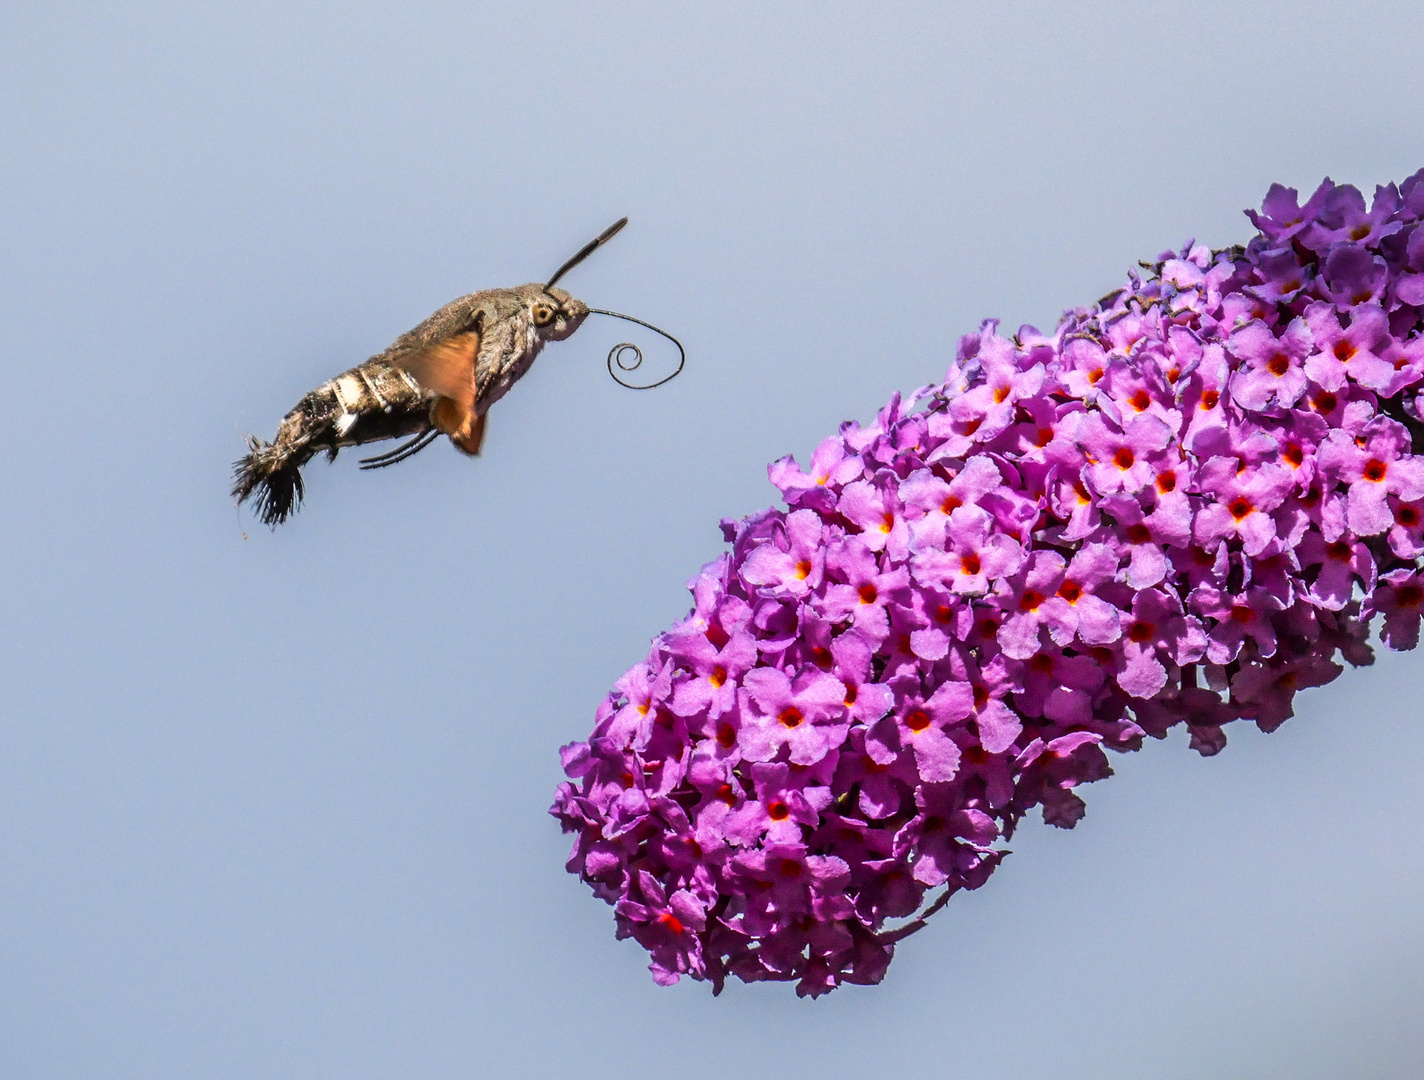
[232,358,435,526]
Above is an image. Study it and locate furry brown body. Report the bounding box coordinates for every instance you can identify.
[233,282,588,526]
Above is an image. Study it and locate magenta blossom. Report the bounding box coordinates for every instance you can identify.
[554,169,1424,997]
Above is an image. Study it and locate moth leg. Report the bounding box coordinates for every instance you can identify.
[358,428,434,467]
[358,429,439,470]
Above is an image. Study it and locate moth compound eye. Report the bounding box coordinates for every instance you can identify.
[532,303,556,327]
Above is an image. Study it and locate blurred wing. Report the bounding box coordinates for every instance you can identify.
[393,330,480,412]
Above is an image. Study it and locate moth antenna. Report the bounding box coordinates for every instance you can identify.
[545,217,629,290]
[588,308,686,390]
[358,428,440,470]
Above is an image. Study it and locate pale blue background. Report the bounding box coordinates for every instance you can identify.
[2,2,1422,1077]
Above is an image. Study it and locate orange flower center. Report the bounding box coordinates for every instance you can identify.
[658,912,685,935]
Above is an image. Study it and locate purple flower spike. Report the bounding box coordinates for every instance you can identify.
[553,168,1424,995]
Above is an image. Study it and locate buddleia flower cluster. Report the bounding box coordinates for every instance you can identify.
[552,171,1424,997]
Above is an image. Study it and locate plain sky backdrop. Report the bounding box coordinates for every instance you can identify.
[3,2,1423,1078]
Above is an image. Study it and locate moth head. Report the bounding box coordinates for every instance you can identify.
[522,283,588,341]
[528,216,625,340]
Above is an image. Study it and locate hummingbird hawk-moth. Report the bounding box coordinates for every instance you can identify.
[232,217,681,527]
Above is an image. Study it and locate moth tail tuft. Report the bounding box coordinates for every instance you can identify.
[232,435,308,527]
